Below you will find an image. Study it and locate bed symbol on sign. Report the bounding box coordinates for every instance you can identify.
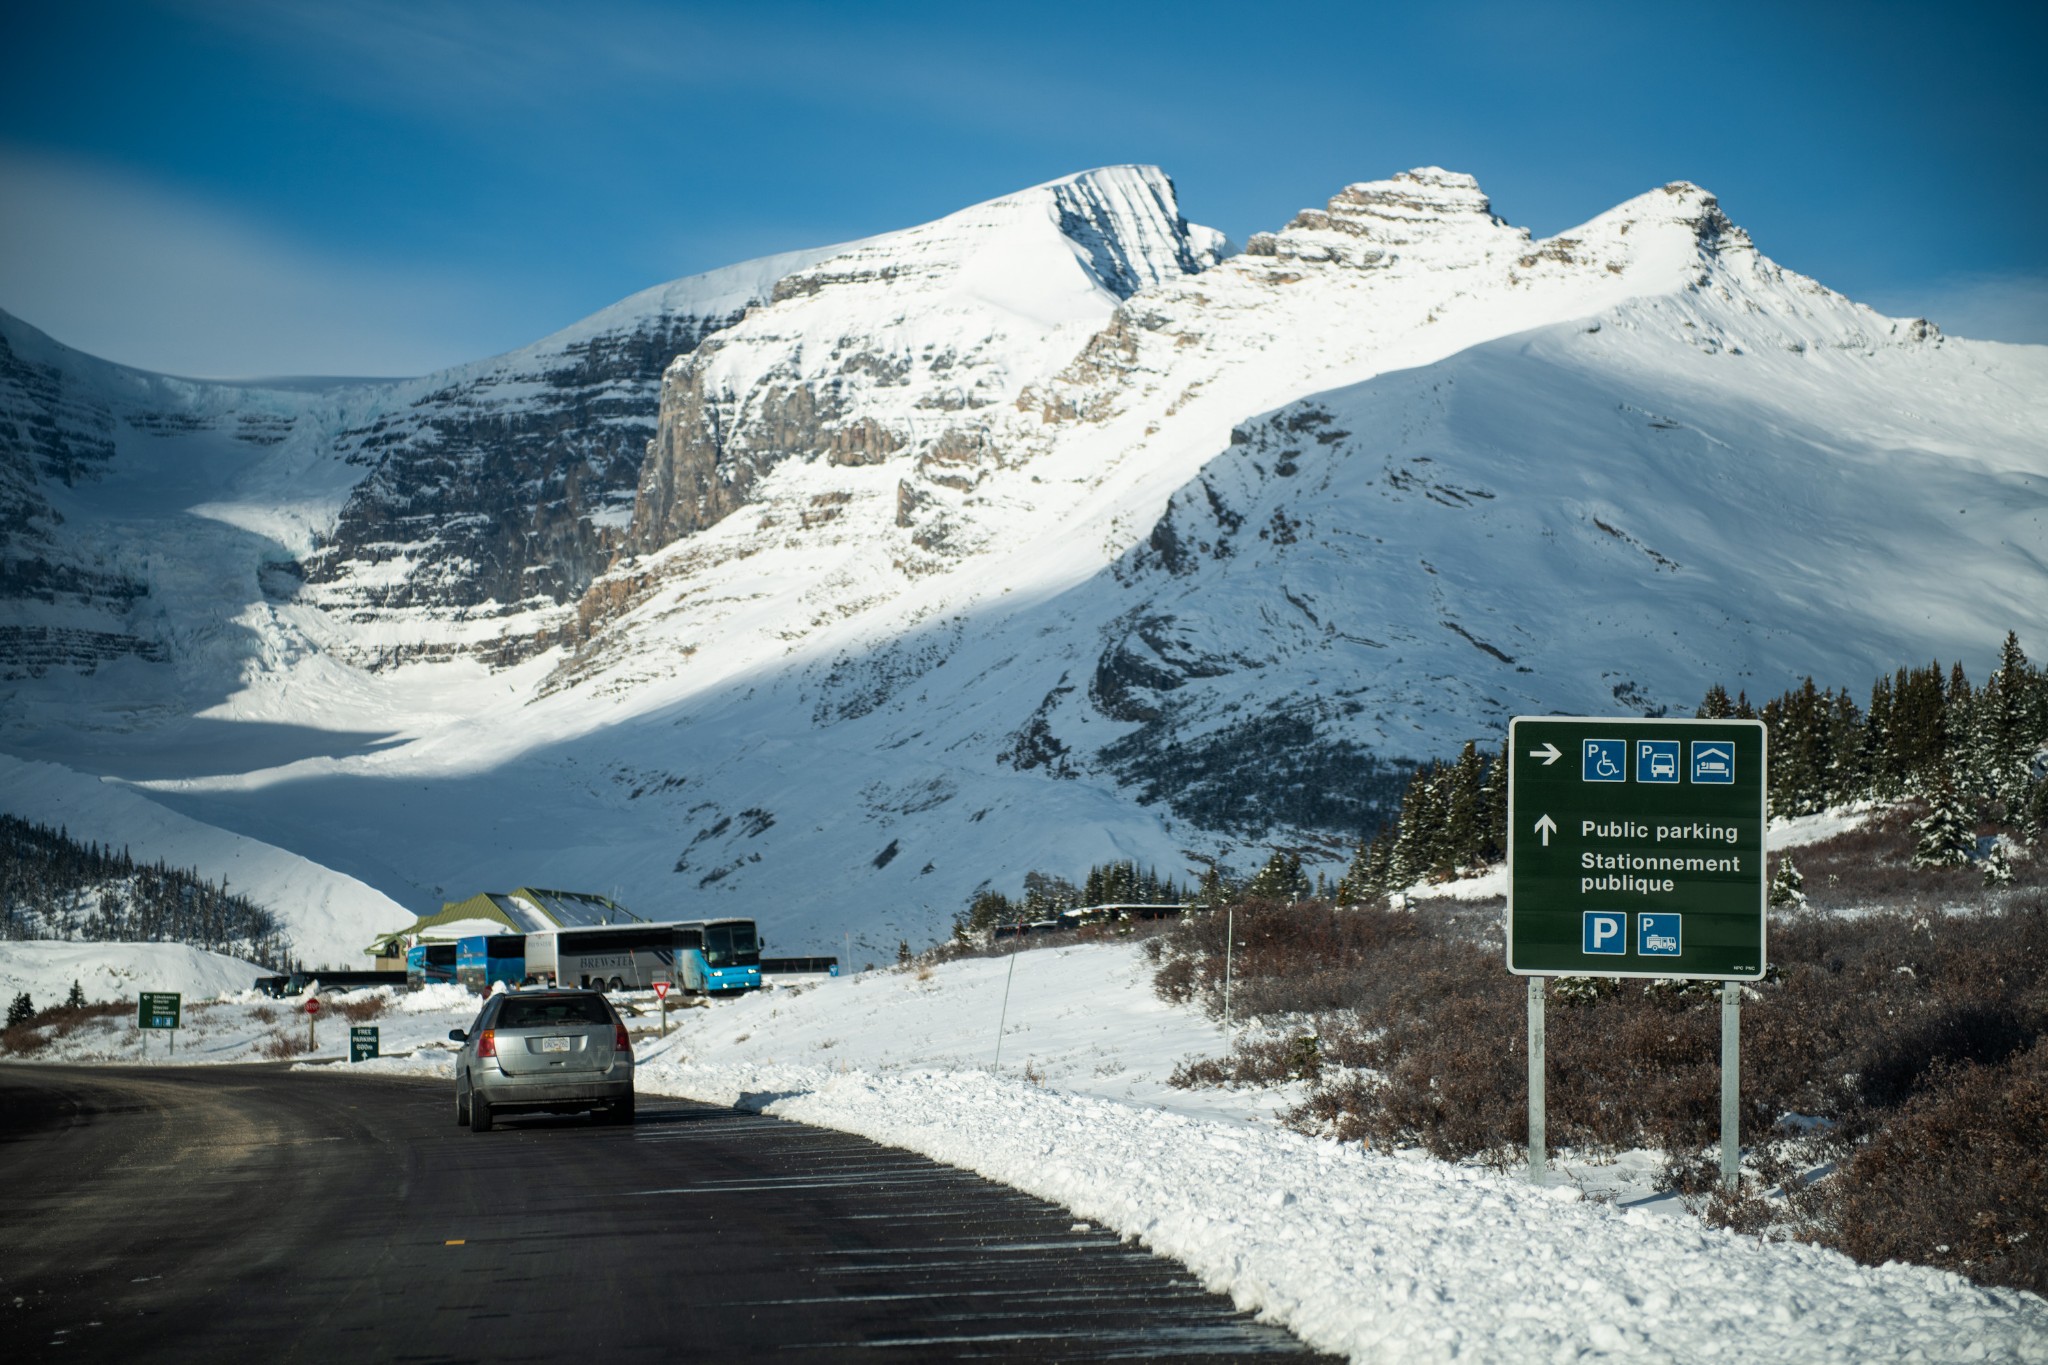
[1691,742,1736,784]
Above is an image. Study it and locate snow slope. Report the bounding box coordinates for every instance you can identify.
[0,940,266,1009]
[0,755,410,965]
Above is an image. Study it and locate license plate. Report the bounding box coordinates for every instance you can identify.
[542,1037,571,1053]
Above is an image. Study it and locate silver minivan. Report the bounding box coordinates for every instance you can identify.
[450,988,635,1132]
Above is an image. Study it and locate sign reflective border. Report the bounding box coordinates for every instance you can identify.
[1508,716,1767,980]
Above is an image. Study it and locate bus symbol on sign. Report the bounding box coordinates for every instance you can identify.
[1637,740,1680,784]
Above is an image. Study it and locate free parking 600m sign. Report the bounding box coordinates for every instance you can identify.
[1508,716,1767,980]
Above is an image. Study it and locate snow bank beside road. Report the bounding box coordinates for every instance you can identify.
[0,939,264,1008]
[642,1058,2046,1364]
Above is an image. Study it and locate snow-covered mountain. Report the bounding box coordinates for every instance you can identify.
[2,165,2044,960]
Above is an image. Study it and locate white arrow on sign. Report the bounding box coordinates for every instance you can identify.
[1528,742,1562,766]
[1533,814,1558,846]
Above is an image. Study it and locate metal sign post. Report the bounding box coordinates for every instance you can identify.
[1527,976,1546,1184]
[1722,982,1741,1191]
[654,979,672,1036]
[305,996,321,1052]
[993,940,1019,1074]
[1507,716,1768,1186]
[1222,907,1235,1035]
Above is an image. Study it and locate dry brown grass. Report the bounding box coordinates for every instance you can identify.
[0,1000,130,1056]
[260,1029,313,1060]
[1157,812,2048,1294]
[335,995,386,1023]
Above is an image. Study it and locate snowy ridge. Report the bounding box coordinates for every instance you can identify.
[0,755,410,965]
[624,165,1226,555]
[2,165,2044,957]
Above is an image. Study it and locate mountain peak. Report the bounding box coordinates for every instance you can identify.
[1245,167,1519,268]
[1041,165,1232,298]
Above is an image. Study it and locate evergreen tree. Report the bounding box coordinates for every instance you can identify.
[1481,740,1509,863]
[1697,683,1734,719]
[1986,632,2041,810]
[1768,853,1807,907]
[1439,742,1485,875]
[5,992,31,1028]
[65,980,84,1008]
[1246,850,1309,902]
[1334,839,1372,903]
[2026,780,2048,847]
[1982,841,2013,887]
[1911,783,1977,869]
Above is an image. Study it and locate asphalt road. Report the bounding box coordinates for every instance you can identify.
[0,1065,1335,1362]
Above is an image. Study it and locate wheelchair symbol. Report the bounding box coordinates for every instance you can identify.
[1583,739,1626,782]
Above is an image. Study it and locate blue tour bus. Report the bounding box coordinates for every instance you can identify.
[406,942,458,988]
[676,918,762,995]
[455,934,528,994]
[523,919,761,995]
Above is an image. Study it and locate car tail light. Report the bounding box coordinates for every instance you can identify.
[475,1029,496,1058]
[614,1022,631,1055]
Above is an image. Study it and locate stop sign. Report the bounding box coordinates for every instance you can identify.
[304,997,321,1015]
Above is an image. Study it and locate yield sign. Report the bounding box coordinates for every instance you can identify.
[653,981,672,1000]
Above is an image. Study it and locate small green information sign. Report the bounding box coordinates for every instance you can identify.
[138,991,181,1030]
[349,1026,380,1063]
[1508,716,1768,980]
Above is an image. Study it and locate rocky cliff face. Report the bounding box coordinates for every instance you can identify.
[296,254,834,665]
[0,251,828,680]
[625,166,1229,558]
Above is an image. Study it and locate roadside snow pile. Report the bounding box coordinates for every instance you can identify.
[649,1061,2044,1363]
[0,939,264,1008]
[630,940,2048,1363]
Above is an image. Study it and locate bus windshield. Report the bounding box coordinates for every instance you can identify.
[703,922,759,968]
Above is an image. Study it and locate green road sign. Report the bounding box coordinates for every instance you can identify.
[138,992,181,1030]
[1508,716,1767,980]
[349,1026,380,1063]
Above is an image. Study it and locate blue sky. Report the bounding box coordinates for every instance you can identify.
[3,0,2042,377]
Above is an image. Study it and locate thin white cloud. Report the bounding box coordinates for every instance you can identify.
[1865,273,2048,346]
[0,145,532,379]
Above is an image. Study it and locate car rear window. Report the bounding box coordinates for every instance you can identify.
[497,996,613,1029]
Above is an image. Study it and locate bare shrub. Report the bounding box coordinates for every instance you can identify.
[260,1029,311,1060]
[0,1021,52,1056]
[1822,1040,2048,1294]
[2,1000,130,1054]
[336,996,386,1023]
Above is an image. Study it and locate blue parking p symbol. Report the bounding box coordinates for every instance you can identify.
[1583,912,1626,955]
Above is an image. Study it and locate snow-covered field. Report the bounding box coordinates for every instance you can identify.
[0,939,268,1014]
[8,934,2042,1362]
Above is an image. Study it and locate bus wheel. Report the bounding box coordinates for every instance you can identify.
[609,977,625,993]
